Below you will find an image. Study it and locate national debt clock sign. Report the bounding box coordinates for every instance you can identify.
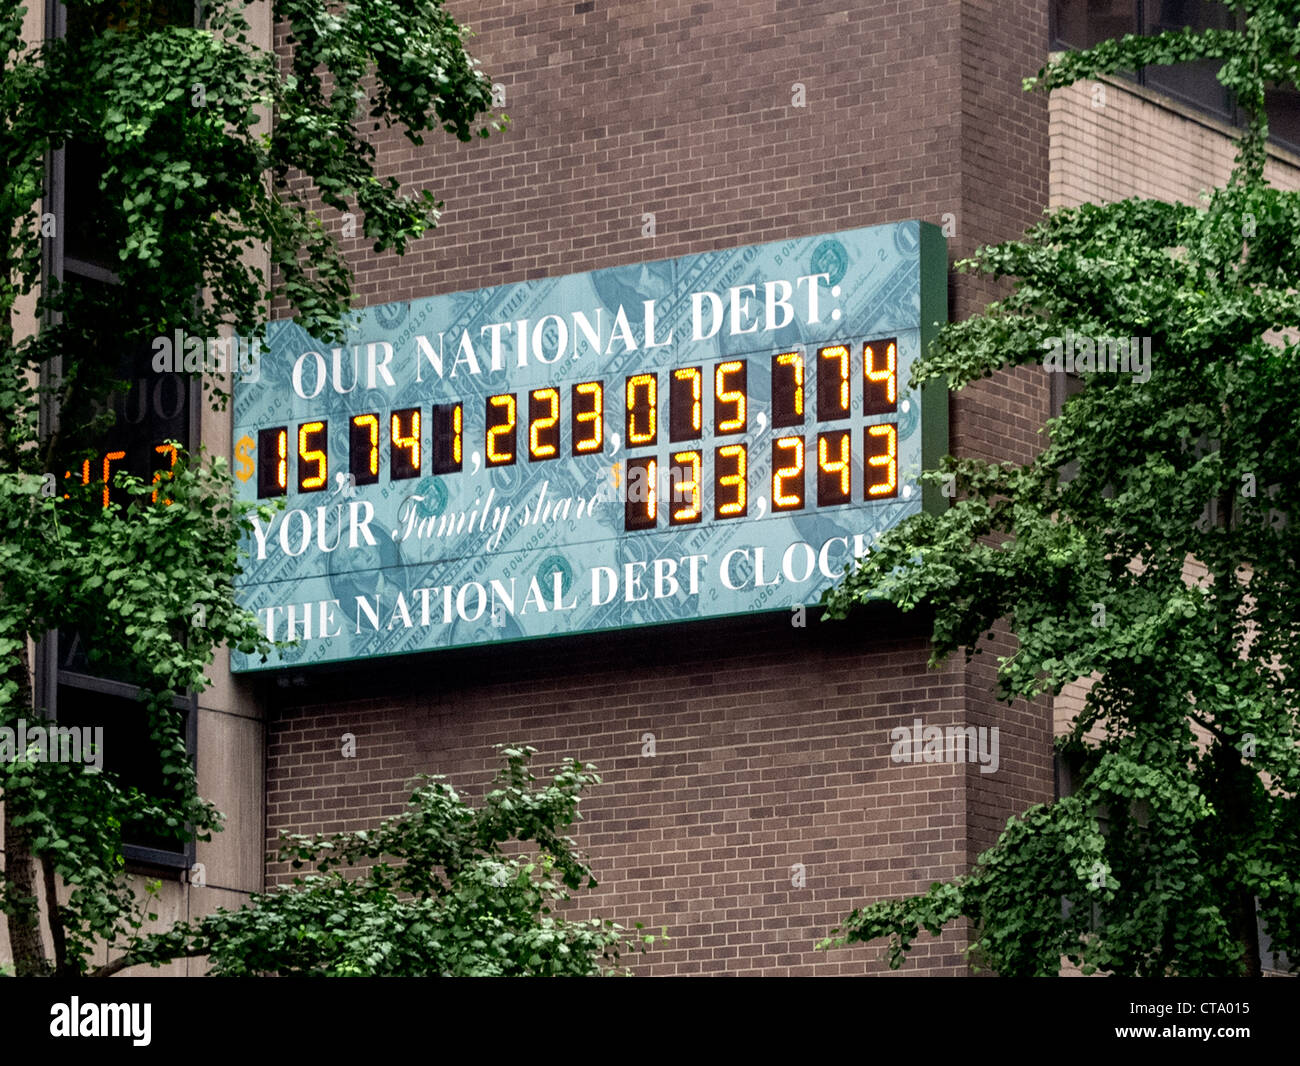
[230,220,948,671]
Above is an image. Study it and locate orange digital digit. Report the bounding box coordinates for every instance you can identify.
[865,423,898,497]
[715,443,747,518]
[64,453,120,506]
[153,443,179,504]
[391,408,422,479]
[669,450,702,525]
[486,394,517,466]
[61,459,93,502]
[258,427,288,497]
[714,360,746,433]
[864,337,898,415]
[101,450,126,509]
[818,344,850,419]
[772,351,804,426]
[817,430,851,506]
[624,456,657,531]
[772,436,804,511]
[572,381,603,455]
[432,403,463,474]
[529,387,561,460]
[670,366,702,441]
[350,414,380,484]
[298,420,328,491]
[626,373,657,445]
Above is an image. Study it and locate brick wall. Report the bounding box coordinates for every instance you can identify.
[266,610,978,974]
[951,0,1053,862]
[1049,76,1300,209]
[279,0,971,305]
[261,0,1056,975]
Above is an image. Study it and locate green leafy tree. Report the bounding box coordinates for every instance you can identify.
[0,0,501,975]
[819,0,1300,976]
[108,747,657,976]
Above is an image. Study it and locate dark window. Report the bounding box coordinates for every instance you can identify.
[1265,84,1300,149]
[1050,1,1300,153]
[66,0,196,41]
[1143,0,1235,120]
[1051,0,1138,51]
[62,144,119,273]
[51,669,197,867]
[1048,368,1084,484]
[1049,364,1085,419]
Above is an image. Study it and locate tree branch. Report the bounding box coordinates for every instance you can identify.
[40,852,69,976]
[92,944,210,979]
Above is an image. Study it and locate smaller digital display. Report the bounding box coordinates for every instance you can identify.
[62,340,192,513]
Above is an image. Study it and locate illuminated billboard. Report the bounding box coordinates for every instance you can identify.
[231,220,947,670]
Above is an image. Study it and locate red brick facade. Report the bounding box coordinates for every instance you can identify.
[261,0,1054,975]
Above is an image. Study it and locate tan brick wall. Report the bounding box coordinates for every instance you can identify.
[1050,75,1300,210]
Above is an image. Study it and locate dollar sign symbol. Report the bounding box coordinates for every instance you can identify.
[234,435,255,482]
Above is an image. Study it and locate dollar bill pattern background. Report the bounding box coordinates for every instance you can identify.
[231,221,941,671]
